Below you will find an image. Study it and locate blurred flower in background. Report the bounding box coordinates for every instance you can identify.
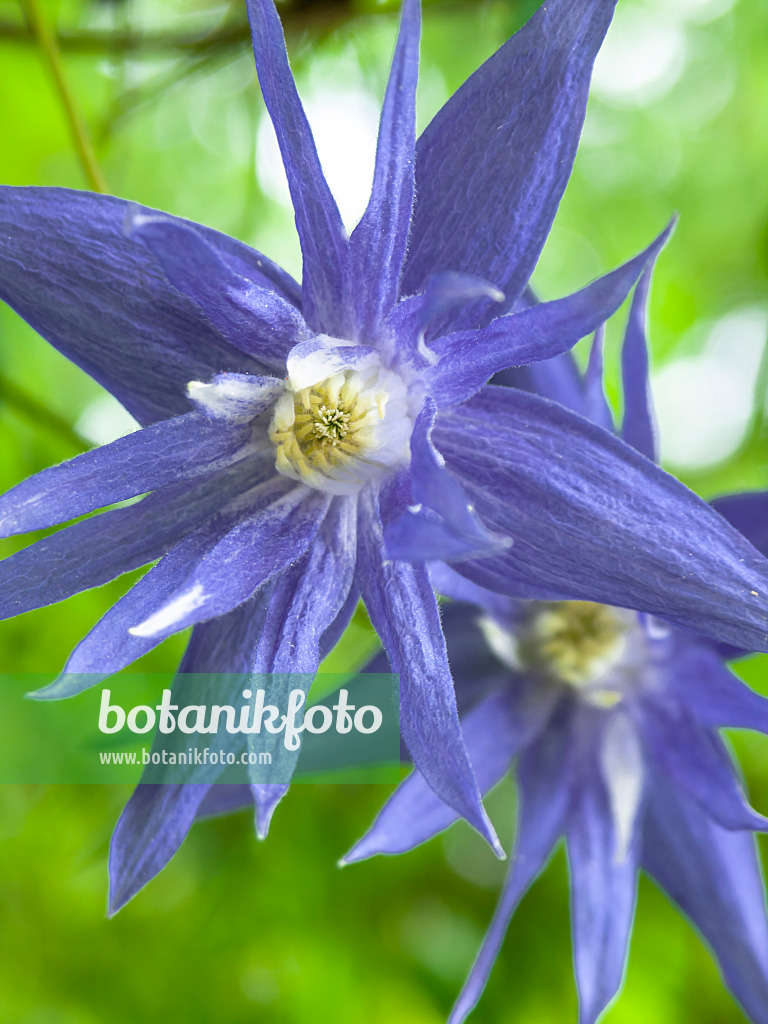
[347,275,768,1024]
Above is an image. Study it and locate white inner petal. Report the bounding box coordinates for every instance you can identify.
[599,711,645,863]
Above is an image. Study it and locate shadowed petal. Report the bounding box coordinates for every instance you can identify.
[428,563,519,623]
[388,274,504,368]
[712,491,768,559]
[448,703,575,1024]
[426,224,673,407]
[434,386,768,653]
[0,187,291,424]
[246,0,349,335]
[385,399,510,561]
[667,641,768,734]
[639,701,768,832]
[196,785,253,819]
[356,486,503,856]
[404,0,618,329]
[583,326,614,431]
[349,0,420,338]
[621,262,658,460]
[343,684,551,863]
[130,214,310,369]
[253,497,356,672]
[642,774,768,1024]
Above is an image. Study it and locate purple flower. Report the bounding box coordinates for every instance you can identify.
[1,0,768,913]
[345,270,768,1024]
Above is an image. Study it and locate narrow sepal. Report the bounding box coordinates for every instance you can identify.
[348,0,421,337]
[0,411,256,537]
[245,0,349,335]
[426,223,674,407]
[356,487,503,856]
[621,261,658,460]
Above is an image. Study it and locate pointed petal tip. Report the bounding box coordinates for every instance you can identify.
[337,837,374,866]
[253,788,285,839]
[106,884,131,918]
[474,806,505,861]
[26,683,62,701]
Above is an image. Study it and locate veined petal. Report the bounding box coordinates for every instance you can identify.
[642,774,768,1024]
[711,491,768,559]
[426,224,673,407]
[356,487,503,856]
[496,355,588,419]
[583,326,614,431]
[667,641,768,734]
[319,586,360,662]
[404,0,619,329]
[434,386,768,653]
[0,188,291,424]
[621,261,658,460]
[349,0,420,338]
[1,456,272,635]
[0,410,261,537]
[567,756,640,1024]
[428,563,519,624]
[448,704,575,1024]
[130,214,310,369]
[245,0,349,335]
[187,372,284,424]
[343,685,549,863]
[130,484,330,640]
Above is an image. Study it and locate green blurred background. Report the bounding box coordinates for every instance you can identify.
[0,0,767,1020]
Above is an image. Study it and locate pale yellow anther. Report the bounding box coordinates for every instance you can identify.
[269,364,411,495]
[517,601,634,690]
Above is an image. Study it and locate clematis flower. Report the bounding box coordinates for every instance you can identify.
[2,0,768,915]
[345,270,768,1024]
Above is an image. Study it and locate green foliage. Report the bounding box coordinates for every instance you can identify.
[0,0,766,1021]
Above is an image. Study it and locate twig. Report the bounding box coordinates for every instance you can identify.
[0,373,88,452]
[0,2,358,56]
[18,0,108,193]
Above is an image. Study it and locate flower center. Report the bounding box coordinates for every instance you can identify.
[518,601,633,688]
[269,358,412,495]
[480,600,640,707]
